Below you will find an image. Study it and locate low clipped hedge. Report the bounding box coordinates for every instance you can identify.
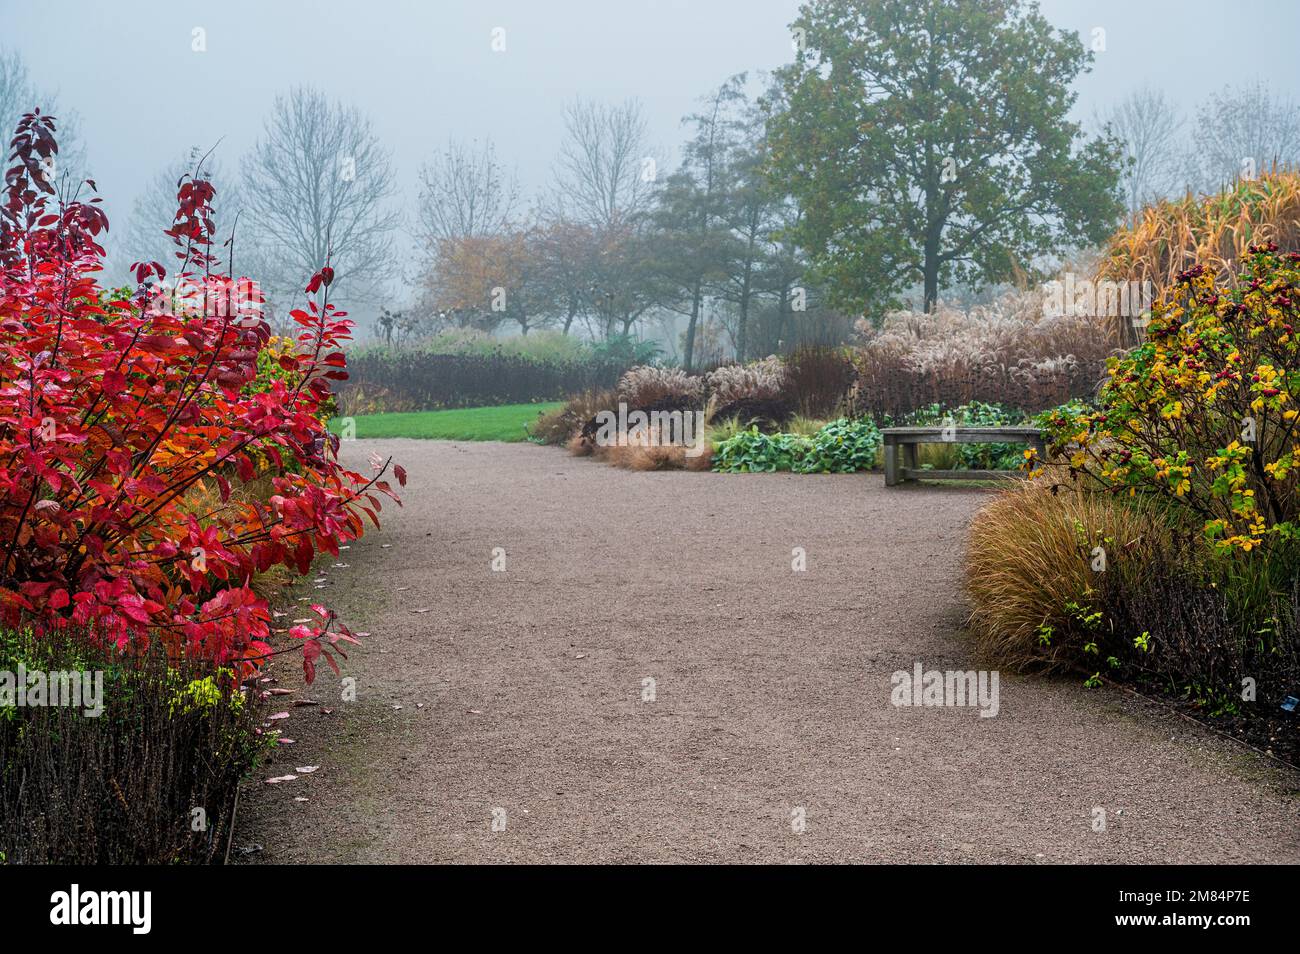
[338,350,630,413]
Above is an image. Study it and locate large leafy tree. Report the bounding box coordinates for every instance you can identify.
[768,0,1124,315]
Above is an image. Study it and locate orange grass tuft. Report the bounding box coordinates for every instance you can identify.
[964,480,1163,671]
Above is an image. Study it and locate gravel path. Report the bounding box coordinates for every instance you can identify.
[238,439,1300,864]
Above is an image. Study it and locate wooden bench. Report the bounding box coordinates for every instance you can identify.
[881,426,1045,486]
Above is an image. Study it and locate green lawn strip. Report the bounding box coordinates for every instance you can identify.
[329,402,564,442]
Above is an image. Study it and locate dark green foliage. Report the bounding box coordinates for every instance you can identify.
[712,417,883,473]
[768,0,1125,315]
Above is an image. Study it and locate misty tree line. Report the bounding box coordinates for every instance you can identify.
[412,75,834,370]
[113,75,845,371]
[4,0,1300,371]
[1100,81,1300,213]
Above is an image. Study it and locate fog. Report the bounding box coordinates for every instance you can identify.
[3,0,1297,326]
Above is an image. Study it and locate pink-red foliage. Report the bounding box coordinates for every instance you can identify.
[0,111,402,682]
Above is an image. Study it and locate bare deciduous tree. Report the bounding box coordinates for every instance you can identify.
[0,49,31,136]
[551,97,655,231]
[1098,86,1184,212]
[116,151,241,283]
[416,138,519,246]
[541,98,660,341]
[241,86,398,305]
[0,49,88,188]
[1189,81,1300,192]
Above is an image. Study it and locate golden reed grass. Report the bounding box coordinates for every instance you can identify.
[1096,168,1300,346]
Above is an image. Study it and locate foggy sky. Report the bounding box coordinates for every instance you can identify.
[3,0,1298,309]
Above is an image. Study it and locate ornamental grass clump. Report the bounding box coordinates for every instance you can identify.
[617,365,705,410]
[965,479,1164,671]
[705,357,788,406]
[1096,169,1300,346]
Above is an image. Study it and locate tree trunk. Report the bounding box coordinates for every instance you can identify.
[683,281,702,372]
[923,230,940,313]
[773,284,791,353]
[737,260,754,362]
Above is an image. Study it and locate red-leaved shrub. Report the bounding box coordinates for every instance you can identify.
[0,111,402,681]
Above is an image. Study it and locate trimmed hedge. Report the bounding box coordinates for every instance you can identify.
[337,351,630,413]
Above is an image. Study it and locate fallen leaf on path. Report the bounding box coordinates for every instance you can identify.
[265,775,297,784]
[295,766,319,774]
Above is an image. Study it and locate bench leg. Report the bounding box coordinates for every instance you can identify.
[884,440,898,486]
[901,442,918,480]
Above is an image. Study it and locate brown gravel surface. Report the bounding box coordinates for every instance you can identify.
[237,439,1300,864]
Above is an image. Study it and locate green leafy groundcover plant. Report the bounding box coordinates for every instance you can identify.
[713,418,883,473]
